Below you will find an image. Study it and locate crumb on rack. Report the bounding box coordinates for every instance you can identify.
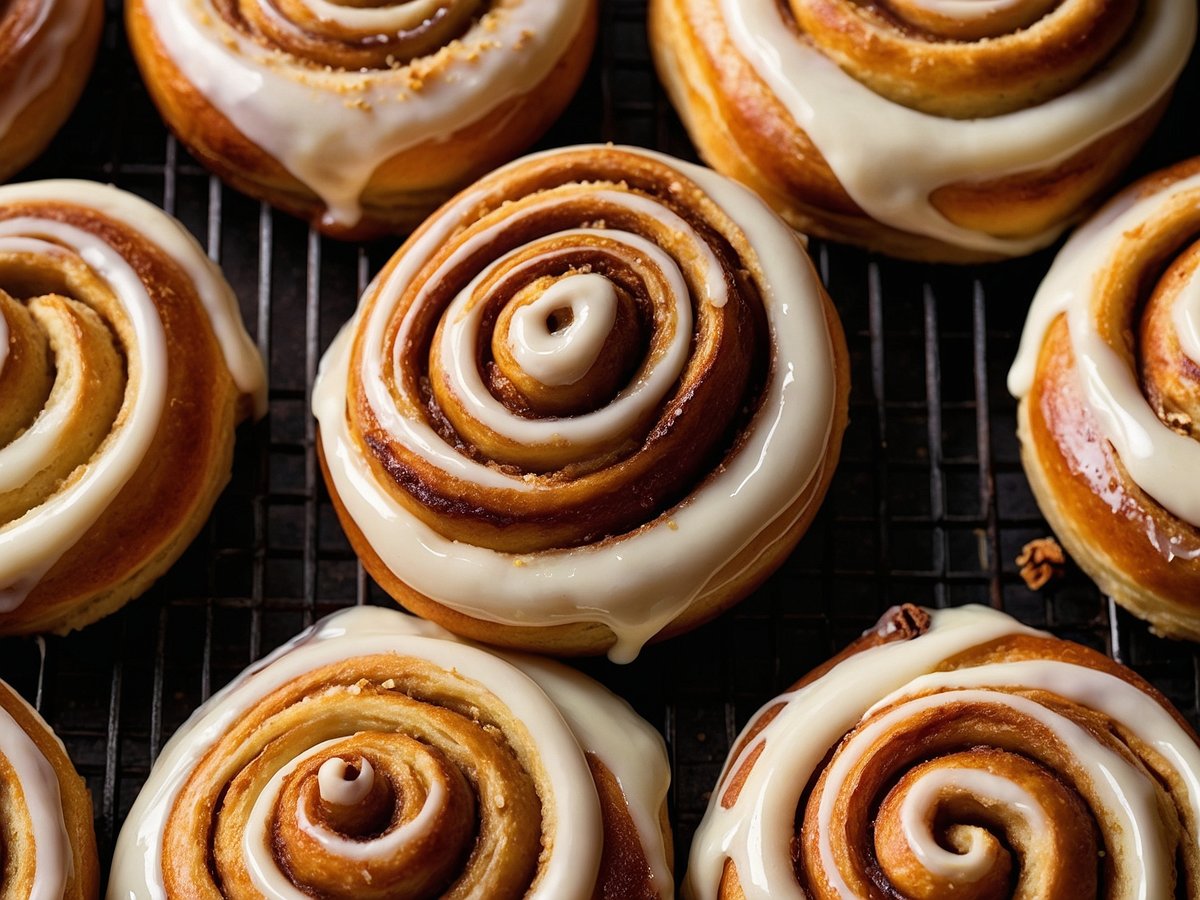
[1017,537,1066,591]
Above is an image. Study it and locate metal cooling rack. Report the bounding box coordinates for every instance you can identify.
[6,0,1199,884]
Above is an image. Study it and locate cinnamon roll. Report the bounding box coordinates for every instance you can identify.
[0,180,267,635]
[649,0,1196,261]
[125,0,598,238]
[107,605,673,899]
[313,144,850,661]
[0,0,103,181]
[0,678,99,899]
[685,603,1200,899]
[1009,159,1200,641]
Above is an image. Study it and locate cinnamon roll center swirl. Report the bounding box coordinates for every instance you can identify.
[358,169,772,552]
[218,0,483,70]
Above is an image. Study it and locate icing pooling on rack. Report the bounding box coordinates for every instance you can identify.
[716,0,1194,255]
[1008,172,1200,528]
[105,605,673,900]
[683,605,1200,899]
[0,181,266,611]
[0,692,72,900]
[0,0,94,144]
[312,145,838,662]
[139,0,589,227]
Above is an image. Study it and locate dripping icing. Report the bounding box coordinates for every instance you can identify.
[312,145,838,663]
[105,606,672,900]
[716,0,1194,255]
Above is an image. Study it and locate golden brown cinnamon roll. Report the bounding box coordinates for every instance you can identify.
[0,180,266,635]
[125,0,598,239]
[0,0,103,181]
[650,0,1195,261]
[1009,158,1200,641]
[107,606,673,899]
[685,604,1200,899]
[313,145,850,661]
[0,678,98,899]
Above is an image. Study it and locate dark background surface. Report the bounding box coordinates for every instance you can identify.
[7,0,1200,886]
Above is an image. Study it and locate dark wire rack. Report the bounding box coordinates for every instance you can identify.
[5,0,1199,886]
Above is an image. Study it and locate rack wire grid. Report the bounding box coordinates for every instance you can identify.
[6,0,1200,886]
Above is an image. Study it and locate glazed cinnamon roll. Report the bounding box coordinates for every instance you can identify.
[313,145,850,661]
[107,606,673,899]
[0,678,99,899]
[125,0,598,238]
[650,0,1196,261]
[0,180,266,635]
[1009,159,1200,641]
[685,603,1200,899]
[0,0,103,181]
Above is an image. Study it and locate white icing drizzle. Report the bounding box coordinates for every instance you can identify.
[507,273,619,387]
[0,220,167,611]
[0,181,266,611]
[897,769,1049,881]
[507,649,675,895]
[0,0,93,151]
[106,606,673,900]
[0,302,8,377]
[1175,264,1200,367]
[0,695,72,900]
[0,241,102,497]
[313,145,837,663]
[381,188,725,486]
[433,236,692,461]
[0,181,267,415]
[683,605,1200,900]
[315,756,373,807]
[138,0,589,227]
[891,0,1054,21]
[254,0,451,36]
[716,0,1195,255]
[1008,172,1200,528]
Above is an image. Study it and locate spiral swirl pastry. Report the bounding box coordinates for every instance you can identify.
[1009,159,1200,640]
[684,603,1200,899]
[0,0,102,182]
[0,678,99,899]
[312,145,850,661]
[649,0,1196,261]
[107,605,673,899]
[0,180,266,635]
[125,0,598,238]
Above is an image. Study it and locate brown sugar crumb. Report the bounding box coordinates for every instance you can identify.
[1164,410,1194,437]
[1017,537,1067,591]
